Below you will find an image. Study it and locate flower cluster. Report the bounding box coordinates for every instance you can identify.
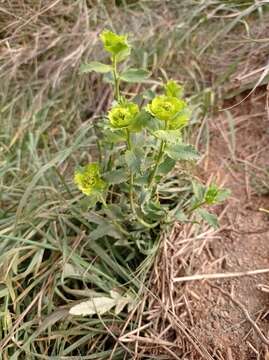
[100,30,130,61]
[146,95,188,130]
[74,163,105,196]
[75,30,191,198]
[108,102,139,129]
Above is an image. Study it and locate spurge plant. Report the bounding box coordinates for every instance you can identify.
[70,29,229,316]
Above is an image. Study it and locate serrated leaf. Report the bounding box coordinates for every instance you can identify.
[165,144,200,161]
[120,68,150,83]
[153,129,182,144]
[197,209,219,229]
[69,297,116,316]
[103,169,128,184]
[80,62,112,74]
[125,149,141,173]
[157,156,176,175]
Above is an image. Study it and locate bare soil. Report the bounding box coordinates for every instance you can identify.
[186,91,269,359]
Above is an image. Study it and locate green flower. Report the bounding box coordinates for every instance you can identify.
[108,102,139,129]
[165,80,183,98]
[74,163,106,196]
[100,30,130,60]
[146,95,189,129]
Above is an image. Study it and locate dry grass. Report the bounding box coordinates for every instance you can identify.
[1,1,269,359]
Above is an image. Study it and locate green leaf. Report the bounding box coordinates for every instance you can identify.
[197,208,219,229]
[165,144,200,161]
[80,62,112,74]
[135,174,149,186]
[192,181,206,203]
[143,89,156,100]
[216,188,231,202]
[90,224,122,241]
[120,68,150,83]
[125,149,141,173]
[153,129,182,144]
[103,169,128,184]
[103,128,126,144]
[157,156,176,175]
[165,80,183,98]
[129,110,153,132]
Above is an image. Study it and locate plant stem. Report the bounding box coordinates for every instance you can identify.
[148,121,168,189]
[126,129,159,229]
[112,55,120,102]
[107,56,120,173]
[126,129,136,216]
[188,200,206,214]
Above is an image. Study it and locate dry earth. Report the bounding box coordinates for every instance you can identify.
[147,89,269,360]
[186,90,269,359]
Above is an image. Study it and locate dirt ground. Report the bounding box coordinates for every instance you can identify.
[148,89,269,360]
[184,90,269,359]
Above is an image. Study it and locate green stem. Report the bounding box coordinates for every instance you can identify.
[126,128,131,150]
[112,55,120,102]
[107,56,120,172]
[148,121,168,189]
[126,129,159,229]
[188,200,206,214]
[148,140,165,189]
[126,129,135,212]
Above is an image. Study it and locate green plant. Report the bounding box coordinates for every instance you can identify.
[71,30,230,316]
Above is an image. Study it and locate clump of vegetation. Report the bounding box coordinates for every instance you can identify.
[70,30,229,316]
[5,0,267,356]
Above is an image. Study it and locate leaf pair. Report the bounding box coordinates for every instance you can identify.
[81,62,150,83]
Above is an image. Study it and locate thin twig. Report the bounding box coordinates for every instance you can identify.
[173,268,269,283]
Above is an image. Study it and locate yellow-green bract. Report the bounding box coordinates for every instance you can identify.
[100,30,130,60]
[165,80,183,98]
[108,102,139,129]
[74,163,106,196]
[146,95,189,129]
